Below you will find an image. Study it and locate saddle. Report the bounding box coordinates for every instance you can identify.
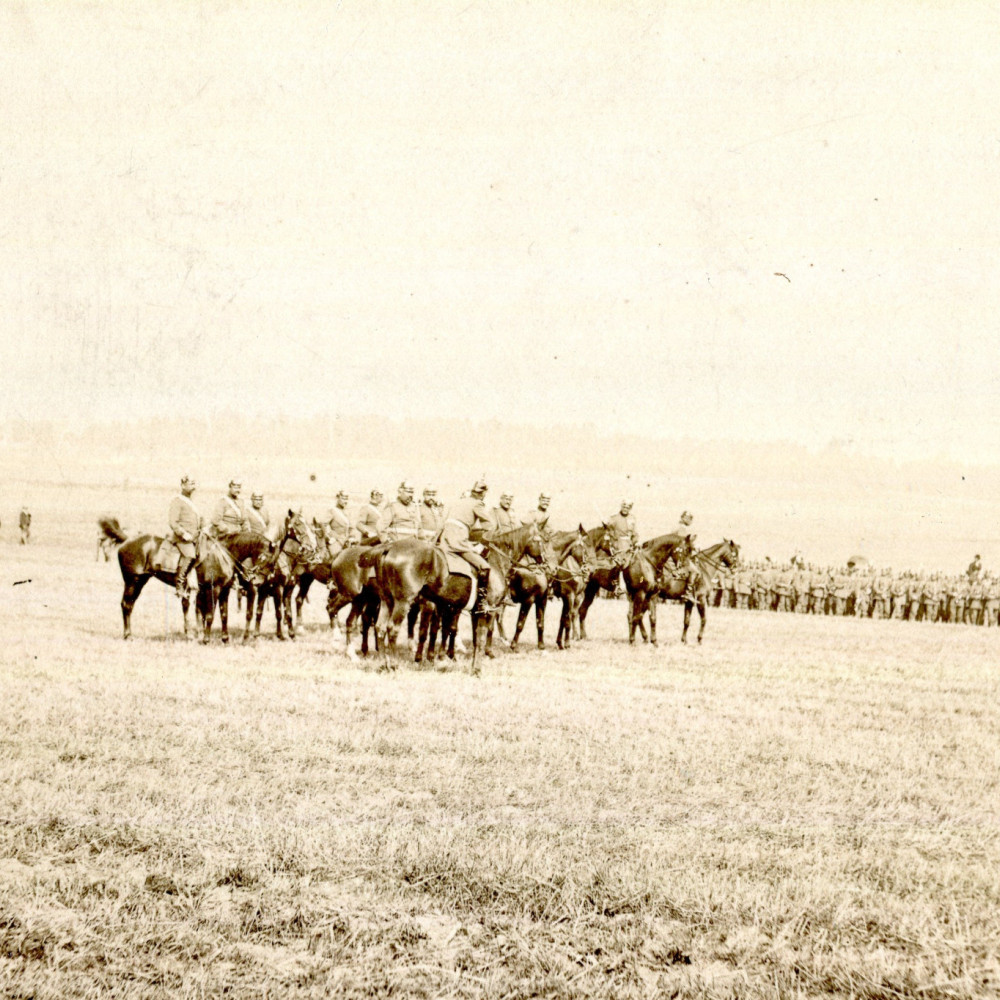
[152,539,182,575]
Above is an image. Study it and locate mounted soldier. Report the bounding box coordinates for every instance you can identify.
[606,500,638,553]
[324,490,354,553]
[442,479,493,613]
[524,493,551,531]
[210,479,248,540]
[669,510,697,602]
[246,492,270,535]
[169,476,201,599]
[418,487,444,540]
[382,481,421,541]
[355,489,384,544]
[488,492,520,535]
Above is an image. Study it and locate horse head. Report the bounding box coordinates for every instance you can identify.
[284,507,318,558]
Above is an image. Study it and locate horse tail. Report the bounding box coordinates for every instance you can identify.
[98,515,129,544]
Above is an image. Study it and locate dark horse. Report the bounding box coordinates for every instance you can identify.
[366,524,545,674]
[622,533,692,646]
[325,544,382,658]
[119,530,271,641]
[656,539,740,644]
[546,527,597,650]
[239,510,318,642]
[576,525,631,640]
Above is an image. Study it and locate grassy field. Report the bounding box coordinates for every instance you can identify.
[1,491,999,998]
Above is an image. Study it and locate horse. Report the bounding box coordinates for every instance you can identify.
[577,524,632,640]
[118,529,270,641]
[366,523,546,674]
[239,510,318,642]
[546,527,597,650]
[622,533,693,646]
[324,544,382,657]
[655,539,740,643]
[96,515,128,561]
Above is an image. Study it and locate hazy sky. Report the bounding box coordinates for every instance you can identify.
[4,2,1000,465]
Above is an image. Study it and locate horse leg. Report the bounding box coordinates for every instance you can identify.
[578,581,598,640]
[284,585,296,639]
[200,585,215,644]
[469,613,487,676]
[219,585,231,644]
[648,596,657,647]
[273,589,285,640]
[510,601,530,652]
[255,586,267,638]
[535,592,547,649]
[407,601,420,644]
[627,594,637,644]
[120,575,148,640]
[681,600,692,643]
[414,603,429,663]
[697,600,707,643]
[296,575,313,624]
[243,585,256,643]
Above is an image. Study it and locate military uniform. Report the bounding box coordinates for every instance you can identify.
[419,498,444,540]
[246,502,270,535]
[382,498,421,540]
[326,505,353,549]
[607,510,638,549]
[442,495,491,572]
[488,504,520,535]
[211,494,247,539]
[169,493,201,558]
[355,500,384,543]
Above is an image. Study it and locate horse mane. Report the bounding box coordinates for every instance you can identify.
[98,515,129,544]
[485,523,536,552]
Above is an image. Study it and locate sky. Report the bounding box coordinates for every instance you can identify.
[3,1,1000,465]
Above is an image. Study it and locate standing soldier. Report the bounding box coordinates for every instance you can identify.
[246,492,270,535]
[169,476,201,599]
[607,500,638,552]
[968,554,983,583]
[211,479,248,540]
[524,493,551,530]
[382,481,421,541]
[355,489,384,544]
[325,491,354,552]
[488,492,520,535]
[18,506,31,545]
[442,480,493,611]
[418,487,444,540]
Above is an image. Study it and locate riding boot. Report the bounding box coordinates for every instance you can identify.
[175,558,193,600]
[474,568,492,616]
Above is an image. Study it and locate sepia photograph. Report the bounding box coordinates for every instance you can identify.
[2,2,999,997]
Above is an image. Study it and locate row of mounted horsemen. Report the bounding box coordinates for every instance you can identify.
[102,477,741,671]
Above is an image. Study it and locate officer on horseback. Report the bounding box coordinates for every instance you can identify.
[489,492,520,534]
[382,481,421,541]
[607,500,638,552]
[246,492,270,534]
[524,493,551,530]
[670,510,698,602]
[418,487,444,539]
[355,489,384,544]
[443,480,493,613]
[325,490,353,551]
[211,480,248,540]
[169,476,201,599]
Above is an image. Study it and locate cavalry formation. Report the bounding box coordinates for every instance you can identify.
[99,476,742,670]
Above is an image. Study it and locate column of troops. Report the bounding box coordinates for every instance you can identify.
[709,560,1000,626]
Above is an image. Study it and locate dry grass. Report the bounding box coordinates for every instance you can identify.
[1,487,999,998]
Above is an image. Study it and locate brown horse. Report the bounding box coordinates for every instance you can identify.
[656,540,740,644]
[324,545,382,657]
[622,533,692,646]
[546,527,597,650]
[366,524,546,674]
[240,511,318,642]
[118,530,271,641]
[577,524,631,639]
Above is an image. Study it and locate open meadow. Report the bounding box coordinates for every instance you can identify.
[1,482,999,999]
